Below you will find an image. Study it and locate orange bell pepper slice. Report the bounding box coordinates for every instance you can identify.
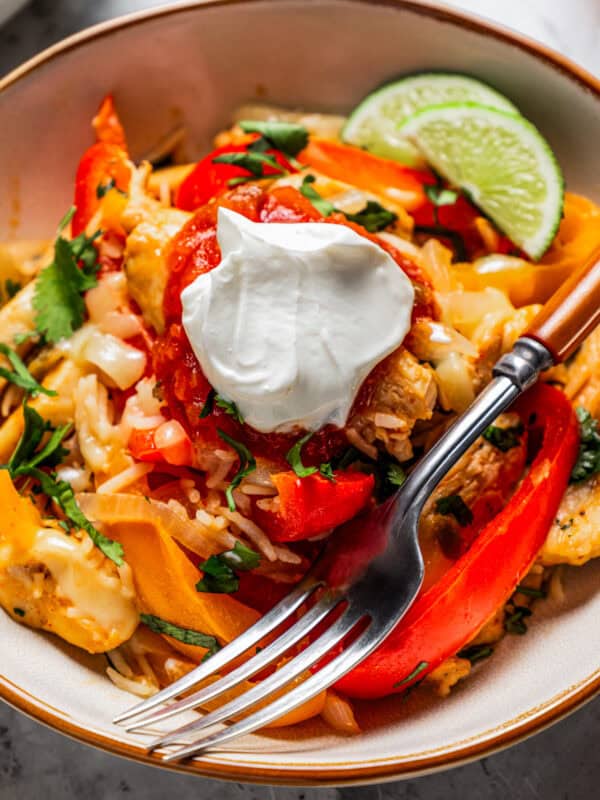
[108,519,259,662]
[297,138,431,212]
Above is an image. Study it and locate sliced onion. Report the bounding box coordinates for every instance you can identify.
[99,311,143,339]
[83,331,146,390]
[420,239,453,293]
[410,319,478,362]
[437,287,514,339]
[77,492,221,558]
[85,273,127,322]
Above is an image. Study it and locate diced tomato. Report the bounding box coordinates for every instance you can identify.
[256,470,375,542]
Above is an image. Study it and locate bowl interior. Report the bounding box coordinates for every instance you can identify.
[1,0,600,784]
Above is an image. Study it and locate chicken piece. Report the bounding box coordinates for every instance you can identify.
[425,656,471,697]
[539,475,600,566]
[0,471,138,653]
[124,206,190,334]
[347,347,437,461]
[561,323,600,416]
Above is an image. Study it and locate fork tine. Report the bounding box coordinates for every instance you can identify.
[148,605,364,750]
[124,592,343,731]
[113,579,319,725]
[162,624,379,761]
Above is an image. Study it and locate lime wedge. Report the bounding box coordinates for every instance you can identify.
[342,73,518,167]
[400,103,564,259]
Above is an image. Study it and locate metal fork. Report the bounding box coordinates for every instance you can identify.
[114,254,600,762]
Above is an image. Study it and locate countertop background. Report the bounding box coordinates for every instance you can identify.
[1,1,600,798]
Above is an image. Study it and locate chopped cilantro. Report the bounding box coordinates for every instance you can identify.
[3,403,123,565]
[200,388,216,419]
[196,541,260,593]
[413,224,467,262]
[515,584,547,599]
[213,151,287,186]
[458,644,494,664]
[344,201,397,233]
[318,461,335,482]
[13,331,39,346]
[299,175,335,217]
[483,422,524,452]
[435,494,473,527]
[393,660,429,688]
[570,407,600,483]
[0,343,56,398]
[217,429,256,511]
[140,613,220,659]
[215,395,244,424]
[387,463,406,488]
[238,120,309,157]
[504,605,532,635]
[5,279,22,300]
[12,607,25,617]
[33,207,100,343]
[286,432,319,478]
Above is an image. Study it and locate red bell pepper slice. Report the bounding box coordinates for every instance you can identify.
[175,142,296,211]
[336,383,579,699]
[128,422,194,467]
[257,470,375,542]
[297,138,433,213]
[72,95,131,237]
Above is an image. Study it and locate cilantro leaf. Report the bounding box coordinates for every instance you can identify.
[238,120,309,157]
[424,184,459,207]
[504,605,532,635]
[33,212,100,343]
[286,432,318,478]
[570,407,600,483]
[457,644,494,664]
[435,494,473,527]
[221,540,261,571]
[212,151,287,179]
[217,429,256,511]
[299,175,334,217]
[483,422,524,452]
[393,660,429,688]
[196,541,261,594]
[4,279,21,300]
[4,404,123,565]
[200,388,216,418]
[387,463,406,488]
[215,395,244,424]
[344,201,397,233]
[0,342,57,398]
[319,461,335,482]
[140,613,220,658]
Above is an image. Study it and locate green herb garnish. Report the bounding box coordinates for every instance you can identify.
[286,432,319,478]
[570,407,600,483]
[424,184,459,208]
[457,644,494,664]
[504,605,532,635]
[12,607,25,617]
[196,541,261,594]
[238,120,309,157]
[3,403,123,565]
[33,207,100,343]
[413,224,467,262]
[515,584,547,599]
[299,175,335,217]
[215,395,244,424]
[483,422,524,452]
[213,152,287,187]
[393,660,429,688]
[387,463,407,488]
[200,388,216,418]
[0,343,56,398]
[217,428,256,511]
[4,279,22,300]
[344,201,397,233]
[140,614,220,659]
[435,494,473,527]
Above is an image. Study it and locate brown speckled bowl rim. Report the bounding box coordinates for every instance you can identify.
[2,0,600,786]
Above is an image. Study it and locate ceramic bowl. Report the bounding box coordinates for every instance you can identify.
[1,0,600,786]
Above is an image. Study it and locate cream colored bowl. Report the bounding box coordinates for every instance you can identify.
[1,0,600,786]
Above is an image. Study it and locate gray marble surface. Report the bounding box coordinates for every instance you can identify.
[1,2,600,798]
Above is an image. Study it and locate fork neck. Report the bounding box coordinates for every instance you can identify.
[399,338,553,514]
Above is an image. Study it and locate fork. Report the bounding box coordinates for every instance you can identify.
[114,255,600,761]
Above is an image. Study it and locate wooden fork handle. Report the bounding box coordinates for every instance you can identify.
[524,257,600,363]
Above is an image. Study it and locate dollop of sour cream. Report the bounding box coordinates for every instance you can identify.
[181,207,415,433]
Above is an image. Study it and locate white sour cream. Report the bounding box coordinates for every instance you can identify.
[181,208,414,433]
